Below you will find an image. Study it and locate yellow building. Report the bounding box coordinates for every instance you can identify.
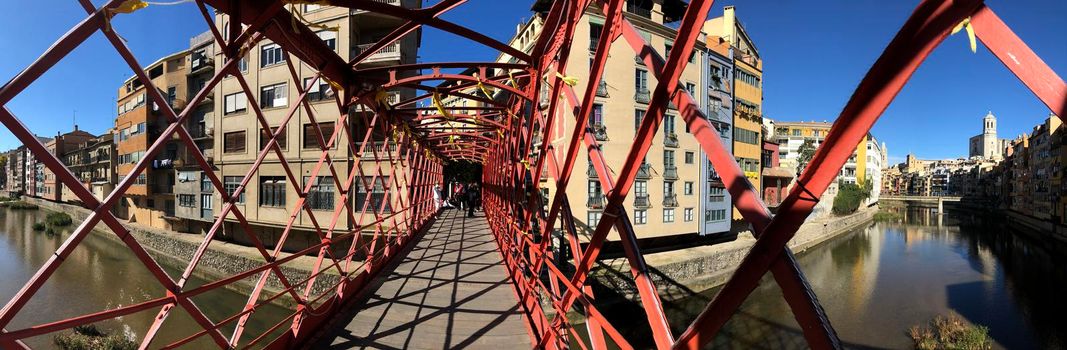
[704,6,762,219]
[771,120,872,185]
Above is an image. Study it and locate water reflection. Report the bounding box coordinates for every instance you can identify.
[576,207,1066,349]
[0,209,292,349]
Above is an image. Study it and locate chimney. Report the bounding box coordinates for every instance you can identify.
[723,6,736,44]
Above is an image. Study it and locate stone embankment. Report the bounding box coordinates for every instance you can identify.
[23,198,340,303]
[591,205,878,300]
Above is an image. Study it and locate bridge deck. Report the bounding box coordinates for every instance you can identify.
[313,209,531,349]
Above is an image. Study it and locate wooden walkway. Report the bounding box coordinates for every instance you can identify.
[312,210,532,349]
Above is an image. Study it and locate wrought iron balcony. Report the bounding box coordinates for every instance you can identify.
[664,133,679,148]
[635,89,650,104]
[586,193,606,209]
[634,193,652,208]
[664,165,678,180]
[591,123,608,141]
[596,80,609,97]
[637,163,653,180]
[662,193,678,208]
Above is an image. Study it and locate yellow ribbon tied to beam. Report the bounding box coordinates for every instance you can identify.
[508,71,518,88]
[951,17,977,53]
[432,92,453,120]
[555,72,578,86]
[519,159,531,169]
[472,73,495,99]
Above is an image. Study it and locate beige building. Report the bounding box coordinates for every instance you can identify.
[520,0,712,242]
[212,3,420,248]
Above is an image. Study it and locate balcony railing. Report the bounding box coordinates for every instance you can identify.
[664,166,678,180]
[664,133,678,148]
[596,80,609,97]
[634,193,652,208]
[637,163,653,180]
[662,193,678,208]
[190,125,213,139]
[591,123,608,141]
[361,141,398,157]
[586,193,606,209]
[354,42,401,62]
[635,89,650,104]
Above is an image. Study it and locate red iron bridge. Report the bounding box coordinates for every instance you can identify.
[0,0,1063,349]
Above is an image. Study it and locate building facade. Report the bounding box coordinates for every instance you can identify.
[700,33,734,235]
[41,128,96,202]
[62,132,116,204]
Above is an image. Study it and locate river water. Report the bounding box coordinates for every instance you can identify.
[586,207,1067,349]
[0,208,292,349]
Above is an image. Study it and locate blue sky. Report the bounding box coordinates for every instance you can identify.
[1,0,1064,165]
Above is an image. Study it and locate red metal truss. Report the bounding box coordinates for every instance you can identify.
[0,0,1063,349]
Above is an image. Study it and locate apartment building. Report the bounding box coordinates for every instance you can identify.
[522,0,719,243]
[700,33,734,235]
[211,2,421,247]
[62,132,116,203]
[41,127,96,202]
[3,148,23,197]
[705,6,763,210]
[114,49,189,230]
[1028,114,1061,221]
[771,121,877,185]
[174,31,218,232]
[25,136,52,198]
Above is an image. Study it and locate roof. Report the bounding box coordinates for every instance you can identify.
[762,167,794,179]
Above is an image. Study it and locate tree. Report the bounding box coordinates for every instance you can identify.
[796,139,816,175]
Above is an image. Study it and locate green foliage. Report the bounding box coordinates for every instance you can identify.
[32,222,46,231]
[54,324,136,350]
[909,314,991,350]
[46,226,57,235]
[46,212,73,226]
[832,179,872,215]
[796,139,817,175]
[4,201,39,210]
[873,210,902,222]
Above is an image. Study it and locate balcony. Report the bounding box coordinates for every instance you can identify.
[596,80,609,97]
[664,133,678,148]
[188,57,214,75]
[637,163,653,180]
[591,123,608,142]
[190,125,213,140]
[587,164,598,177]
[668,101,677,110]
[634,193,652,208]
[662,193,678,208]
[586,193,606,209]
[354,42,401,64]
[635,89,650,104]
[361,141,398,158]
[663,166,678,180]
[635,55,645,66]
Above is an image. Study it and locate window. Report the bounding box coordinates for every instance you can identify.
[735,128,759,145]
[587,180,602,196]
[664,181,675,196]
[634,109,645,131]
[664,150,675,168]
[355,177,391,213]
[224,92,247,114]
[708,187,725,202]
[708,209,727,221]
[237,56,247,73]
[303,122,335,149]
[304,77,333,102]
[305,4,322,11]
[201,173,212,192]
[317,31,337,50]
[260,43,285,67]
[178,194,195,207]
[224,131,246,153]
[590,104,603,126]
[224,176,244,203]
[635,180,647,196]
[684,208,694,222]
[684,181,693,195]
[587,211,602,227]
[634,209,647,224]
[685,151,695,164]
[304,176,336,210]
[737,69,761,87]
[663,114,675,135]
[685,82,696,96]
[663,208,674,223]
[167,86,177,106]
[635,69,648,92]
[260,83,288,108]
[792,129,801,136]
[260,127,287,150]
[259,176,286,207]
[589,23,602,51]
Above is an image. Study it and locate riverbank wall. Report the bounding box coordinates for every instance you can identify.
[588,205,878,302]
[19,197,340,304]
